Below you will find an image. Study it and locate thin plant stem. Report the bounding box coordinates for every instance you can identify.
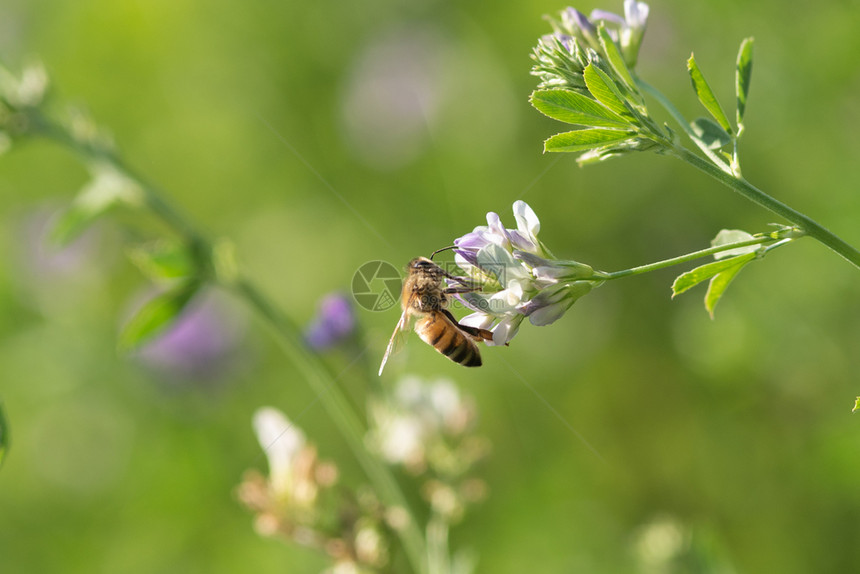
[426,514,450,574]
[635,79,860,270]
[599,235,782,280]
[32,114,429,574]
[635,77,732,173]
[670,146,860,269]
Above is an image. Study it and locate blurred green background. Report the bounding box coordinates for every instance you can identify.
[2,0,860,572]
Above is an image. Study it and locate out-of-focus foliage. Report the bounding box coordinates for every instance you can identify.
[1,1,860,573]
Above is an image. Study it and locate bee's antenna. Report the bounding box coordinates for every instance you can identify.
[430,245,457,260]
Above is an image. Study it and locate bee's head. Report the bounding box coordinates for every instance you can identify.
[409,256,435,270]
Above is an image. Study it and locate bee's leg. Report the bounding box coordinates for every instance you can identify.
[443,285,482,294]
[437,267,478,287]
[441,309,494,342]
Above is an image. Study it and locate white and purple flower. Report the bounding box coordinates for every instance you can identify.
[576,1,649,68]
[451,201,600,346]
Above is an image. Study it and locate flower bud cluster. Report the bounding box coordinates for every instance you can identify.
[0,60,49,153]
[238,407,389,572]
[531,1,650,91]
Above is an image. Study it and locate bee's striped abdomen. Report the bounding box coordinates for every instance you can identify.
[416,312,482,368]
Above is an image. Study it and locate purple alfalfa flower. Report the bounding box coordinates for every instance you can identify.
[304,293,356,350]
[453,230,493,267]
[623,0,650,30]
[136,290,246,381]
[562,7,600,51]
[518,281,594,326]
[454,201,546,276]
[620,0,649,67]
[450,201,600,345]
[590,0,650,68]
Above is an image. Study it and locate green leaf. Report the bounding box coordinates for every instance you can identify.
[51,164,142,246]
[672,252,756,297]
[705,257,752,318]
[736,37,754,130]
[597,23,636,93]
[0,401,8,469]
[711,229,758,259]
[127,240,196,282]
[853,397,860,413]
[544,128,638,153]
[690,117,732,150]
[118,281,200,351]
[530,89,631,128]
[583,63,631,119]
[687,53,733,134]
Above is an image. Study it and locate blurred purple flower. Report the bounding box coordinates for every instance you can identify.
[136,291,245,381]
[19,207,99,278]
[340,28,443,170]
[11,206,117,315]
[304,293,356,350]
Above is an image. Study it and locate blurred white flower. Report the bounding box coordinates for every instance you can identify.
[253,407,307,497]
[373,411,425,468]
[632,515,688,571]
[0,59,49,109]
[368,376,475,470]
[249,406,335,509]
[366,376,487,523]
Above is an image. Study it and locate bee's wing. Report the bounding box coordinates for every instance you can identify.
[378,309,413,376]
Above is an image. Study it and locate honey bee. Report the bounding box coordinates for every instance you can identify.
[378,255,493,375]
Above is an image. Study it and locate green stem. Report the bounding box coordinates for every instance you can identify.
[31,115,208,248]
[670,146,860,269]
[636,78,732,173]
[600,236,780,280]
[636,79,860,270]
[426,514,451,574]
[33,114,428,574]
[0,399,8,469]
